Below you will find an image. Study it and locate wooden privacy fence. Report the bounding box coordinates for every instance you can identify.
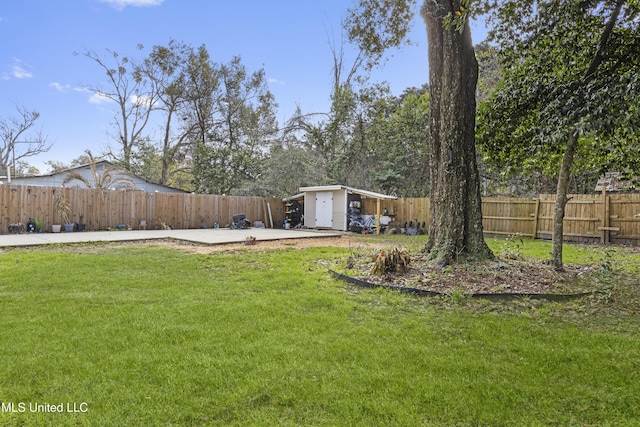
[362,197,432,228]
[1,185,284,234]
[363,191,640,245]
[3,185,640,244]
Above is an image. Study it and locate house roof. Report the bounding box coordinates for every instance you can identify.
[595,172,635,192]
[8,160,188,193]
[297,185,397,200]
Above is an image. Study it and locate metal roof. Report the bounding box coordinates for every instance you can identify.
[297,185,397,200]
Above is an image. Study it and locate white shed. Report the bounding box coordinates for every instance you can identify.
[296,185,396,232]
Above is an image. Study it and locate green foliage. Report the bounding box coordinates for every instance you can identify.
[499,234,525,260]
[442,0,472,33]
[125,136,163,184]
[235,144,326,197]
[446,287,469,304]
[299,82,430,197]
[477,0,640,184]
[33,218,44,230]
[138,40,201,186]
[192,56,278,194]
[475,41,501,103]
[345,0,419,69]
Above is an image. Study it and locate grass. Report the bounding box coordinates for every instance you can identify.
[0,240,639,426]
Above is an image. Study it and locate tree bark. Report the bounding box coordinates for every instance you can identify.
[421,1,493,266]
[551,131,579,271]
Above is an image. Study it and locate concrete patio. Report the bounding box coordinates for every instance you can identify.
[0,228,342,248]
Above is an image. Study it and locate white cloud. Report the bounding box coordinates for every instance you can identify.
[268,78,286,86]
[13,66,31,79]
[50,82,71,92]
[99,0,164,10]
[10,59,32,79]
[89,91,114,105]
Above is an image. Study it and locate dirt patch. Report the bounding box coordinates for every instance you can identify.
[154,234,385,254]
[345,252,599,296]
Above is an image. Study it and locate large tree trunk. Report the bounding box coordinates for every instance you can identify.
[551,131,579,271]
[421,1,493,266]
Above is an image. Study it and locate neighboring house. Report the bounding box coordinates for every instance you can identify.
[7,160,187,193]
[595,172,636,193]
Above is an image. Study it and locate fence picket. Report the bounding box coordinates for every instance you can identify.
[2,185,639,244]
[1,185,284,233]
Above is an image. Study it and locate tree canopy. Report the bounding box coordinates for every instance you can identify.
[192,56,278,194]
[479,0,640,180]
[477,0,640,268]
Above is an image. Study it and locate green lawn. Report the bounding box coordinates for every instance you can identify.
[0,240,639,426]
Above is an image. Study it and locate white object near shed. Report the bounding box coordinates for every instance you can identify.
[295,185,396,232]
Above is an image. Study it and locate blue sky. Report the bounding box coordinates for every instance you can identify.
[1,0,487,173]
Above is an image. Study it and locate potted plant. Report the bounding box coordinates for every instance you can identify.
[77,214,86,232]
[54,194,73,232]
[34,218,44,233]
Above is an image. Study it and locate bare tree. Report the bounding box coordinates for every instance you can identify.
[80,47,157,170]
[0,106,51,177]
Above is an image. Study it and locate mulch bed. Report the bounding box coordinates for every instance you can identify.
[338,251,599,300]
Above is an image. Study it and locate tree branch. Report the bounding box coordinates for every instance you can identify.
[582,0,624,82]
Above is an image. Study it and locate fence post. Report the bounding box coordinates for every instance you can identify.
[532,198,541,239]
[600,187,606,243]
[600,186,613,244]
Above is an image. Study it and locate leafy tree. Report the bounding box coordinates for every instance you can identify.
[0,106,51,177]
[138,40,203,186]
[293,32,430,198]
[125,136,162,184]
[13,161,40,177]
[296,37,363,185]
[347,0,493,265]
[326,82,390,189]
[372,86,431,197]
[192,56,278,194]
[331,83,431,196]
[475,41,501,104]
[477,0,640,269]
[236,144,327,197]
[183,45,219,154]
[45,160,70,174]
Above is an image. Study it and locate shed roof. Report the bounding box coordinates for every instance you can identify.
[298,185,397,200]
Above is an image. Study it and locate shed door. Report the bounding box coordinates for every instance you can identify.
[315,192,333,228]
